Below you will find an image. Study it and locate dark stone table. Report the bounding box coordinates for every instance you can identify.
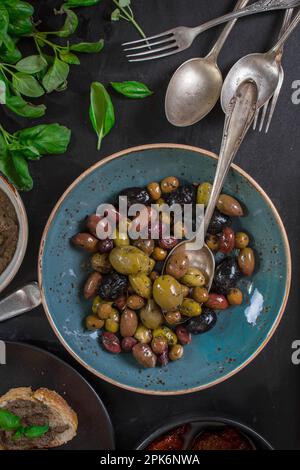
[0,0,299,450]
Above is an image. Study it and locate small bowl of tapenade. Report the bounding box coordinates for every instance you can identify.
[0,176,28,293]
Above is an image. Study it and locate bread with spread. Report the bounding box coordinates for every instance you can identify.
[0,387,78,450]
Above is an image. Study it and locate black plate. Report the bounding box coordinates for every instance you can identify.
[0,341,115,450]
[135,415,273,450]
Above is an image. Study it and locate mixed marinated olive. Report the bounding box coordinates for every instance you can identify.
[72,178,256,369]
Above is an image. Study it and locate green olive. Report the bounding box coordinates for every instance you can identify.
[129,273,152,299]
[166,252,189,280]
[114,228,130,247]
[181,267,206,287]
[152,326,178,346]
[180,298,202,317]
[105,318,119,333]
[197,182,212,207]
[109,246,150,275]
[192,286,209,303]
[147,182,161,201]
[92,295,102,314]
[134,325,152,344]
[140,299,164,329]
[85,315,104,330]
[235,232,249,249]
[146,257,155,275]
[153,275,183,311]
[169,344,184,361]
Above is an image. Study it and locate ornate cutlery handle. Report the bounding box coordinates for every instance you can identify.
[192,0,300,38]
[0,282,41,322]
[204,81,258,233]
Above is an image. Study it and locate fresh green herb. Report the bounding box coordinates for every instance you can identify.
[111,80,153,98]
[63,0,101,8]
[0,408,21,430]
[24,425,49,439]
[70,39,104,53]
[0,1,104,118]
[111,0,146,40]
[0,123,71,190]
[89,82,115,150]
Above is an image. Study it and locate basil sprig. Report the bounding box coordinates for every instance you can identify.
[89,82,115,151]
[0,408,21,430]
[111,0,146,40]
[111,81,153,99]
[0,408,49,440]
[0,123,71,190]
[0,1,104,118]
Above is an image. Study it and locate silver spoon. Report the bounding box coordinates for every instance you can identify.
[165,0,250,127]
[0,282,41,322]
[221,9,300,112]
[163,81,258,291]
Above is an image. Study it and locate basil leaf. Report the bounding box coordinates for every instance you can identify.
[56,8,78,38]
[59,51,80,65]
[0,409,21,430]
[111,81,153,99]
[42,58,69,93]
[10,151,33,190]
[16,123,71,155]
[63,0,101,8]
[89,82,115,150]
[70,38,104,53]
[15,55,47,74]
[0,6,9,37]
[13,427,25,440]
[111,8,120,22]
[0,42,22,64]
[7,17,34,37]
[12,72,44,98]
[119,0,131,8]
[0,80,6,104]
[5,95,46,118]
[5,1,34,20]
[24,425,49,439]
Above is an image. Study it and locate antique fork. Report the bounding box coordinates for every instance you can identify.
[122,0,300,62]
[253,8,294,132]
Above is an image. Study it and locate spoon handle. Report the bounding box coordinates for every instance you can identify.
[0,282,41,322]
[191,0,300,38]
[270,9,300,54]
[204,81,258,234]
[208,0,250,60]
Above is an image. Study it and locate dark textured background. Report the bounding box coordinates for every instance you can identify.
[0,0,300,450]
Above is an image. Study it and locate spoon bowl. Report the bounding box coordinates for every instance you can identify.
[221,52,279,112]
[165,57,223,127]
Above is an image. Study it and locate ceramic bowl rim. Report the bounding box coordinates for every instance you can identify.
[0,175,28,294]
[38,143,291,396]
[134,414,274,450]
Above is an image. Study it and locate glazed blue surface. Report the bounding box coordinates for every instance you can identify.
[41,147,289,393]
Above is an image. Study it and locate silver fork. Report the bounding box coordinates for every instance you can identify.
[253,8,294,132]
[122,0,300,62]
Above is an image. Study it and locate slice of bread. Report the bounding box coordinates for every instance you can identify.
[0,387,78,449]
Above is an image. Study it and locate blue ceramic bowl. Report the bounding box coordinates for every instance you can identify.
[38,144,291,395]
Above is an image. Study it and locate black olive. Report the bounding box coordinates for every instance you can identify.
[99,272,128,299]
[208,209,231,235]
[165,185,196,206]
[213,257,241,295]
[118,187,150,208]
[186,308,217,334]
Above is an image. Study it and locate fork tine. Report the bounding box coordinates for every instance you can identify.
[124,37,176,52]
[122,30,174,47]
[128,48,180,63]
[265,71,285,133]
[126,43,178,58]
[258,101,269,132]
[252,108,260,130]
